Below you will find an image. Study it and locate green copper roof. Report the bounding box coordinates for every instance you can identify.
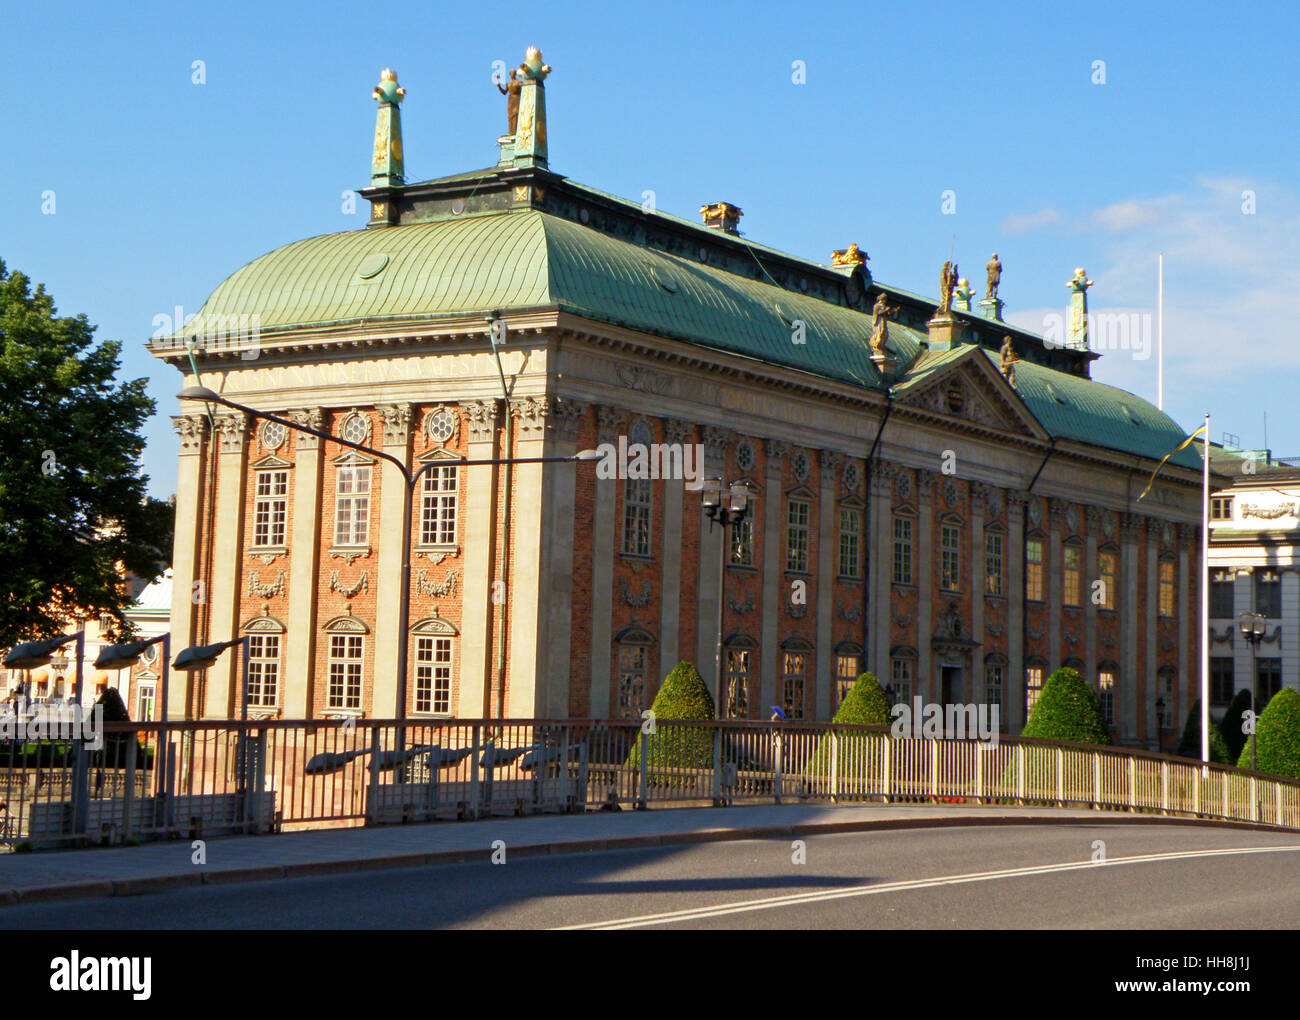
[175,207,1201,473]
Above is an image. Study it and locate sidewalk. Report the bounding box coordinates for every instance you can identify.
[0,802,1283,906]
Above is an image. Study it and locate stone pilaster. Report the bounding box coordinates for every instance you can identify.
[1084,507,1099,689]
[1007,490,1028,731]
[868,465,893,680]
[1177,530,1190,728]
[1047,498,1065,670]
[169,414,209,719]
[916,470,935,701]
[1119,512,1141,741]
[1283,569,1300,693]
[760,440,787,716]
[284,408,324,717]
[970,483,988,690]
[696,426,732,712]
[372,403,412,718]
[815,453,839,719]
[542,398,586,717]
[1144,524,1160,746]
[1233,566,1253,698]
[206,412,249,718]
[460,398,499,717]
[504,397,551,716]
[659,420,693,683]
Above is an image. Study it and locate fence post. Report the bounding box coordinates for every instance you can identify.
[1193,765,1201,817]
[469,724,481,820]
[1160,760,1169,815]
[773,729,783,805]
[1093,752,1101,809]
[975,741,983,804]
[1222,771,1229,820]
[70,736,89,842]
[1016,745,1025,805]
[122,736,137,845]
[711,726,722,807]
[929,739,939,800]
[1055,748,1064,806]
[1128,757,1136,812]
[1250,776,1259,823]
[829,729,839,801]
[636,726,649,810]
[880,732,889,802]
[365,726,381,826]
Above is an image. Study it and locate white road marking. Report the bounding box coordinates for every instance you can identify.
[556,844,1300,929]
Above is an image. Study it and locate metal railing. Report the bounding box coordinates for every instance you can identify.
[2,717,1298,848]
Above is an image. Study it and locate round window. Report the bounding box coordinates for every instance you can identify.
[427,407,457,444]
[341,413,369,445]
[261,420,289,450]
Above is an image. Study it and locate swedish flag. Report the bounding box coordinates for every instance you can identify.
[1137,423,1207,502]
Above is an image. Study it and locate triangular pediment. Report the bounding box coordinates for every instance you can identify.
[251,454,293,469]
[894,348,1048,441]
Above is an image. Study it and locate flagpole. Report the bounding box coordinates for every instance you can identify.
[1157,253,1164,411]
[1201,411,1210,772]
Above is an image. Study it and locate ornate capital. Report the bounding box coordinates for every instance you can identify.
[1120,512,1144,540]
[465,399,500,443]
[214,412,249,454]
[764,439,790,463]
[290,408,325,450]
[915,469,935,497]
[970,480,991,513]
[1084,505,1100,528]
[820,451,843,487]
[172,414,209,454]
[664,419,694,445]
[512,396,552,435]
[550,398,587,441]
[595,405,625,442]
[377,403,413,447]
[702,425,733,466]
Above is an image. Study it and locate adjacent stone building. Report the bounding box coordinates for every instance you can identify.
[152,53,1207,748]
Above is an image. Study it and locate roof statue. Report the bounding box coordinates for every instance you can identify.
[938,259,956,316]
[870,291,899,357]
[986,253,1002,300]
[497,67,522,136]
[831,243,868,267]
[1067,267,1094,350]
[370,69,406,189]
[511,46,552,168]
[1000,334,1021,386]
[953,277,975,312]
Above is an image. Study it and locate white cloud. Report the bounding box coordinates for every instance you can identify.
[1001,207,1062,233]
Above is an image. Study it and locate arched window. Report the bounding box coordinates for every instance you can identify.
[834,641,864,709]
[724,633,758,719]
[984,653,1007,711]
[780,636,813,720]
[1097,660,1119,727]
[323,613,369,712]
[241,610,286,711]
[1025,655,1049,716]
[410,616,458,715]
[613,624,655,719]
[889,645,917,705]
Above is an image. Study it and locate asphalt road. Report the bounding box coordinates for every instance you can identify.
[8,822,1300,929]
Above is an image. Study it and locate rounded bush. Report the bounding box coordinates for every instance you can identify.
[806,673,890,780]
[626,661,715,772]
[1236,687,1300,779]
[1218,689,1252,762]
[1021,667,1111,746]
[832,673,892,727]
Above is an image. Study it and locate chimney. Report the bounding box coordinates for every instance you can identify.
[700,202,743,235]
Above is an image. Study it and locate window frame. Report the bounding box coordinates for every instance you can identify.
[785,499,811,574]
[252,469,289,549]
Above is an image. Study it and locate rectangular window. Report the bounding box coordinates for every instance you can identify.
[1063,545,1082,607]
[1210,656,1235,706]
[1025,666,1044,716]
[616,644,647,719]
[1098,549,1118,610]
[622,478,653,557]
[835,654,859,709]
[985,663,1004,709]
[726,649,751,719]
[334,465,371,546]
[838,508,861,578]
[782,653,806,720]
[420,464,458,546]
[327,635,363,710]
[731,514,754,567]
[985,532,1004,596]
[1026,538,1044,602]
[1158,675,1175,729]
[786,501,810,573]
[1097,671,1116,726]
[246,634,280,708]
[1210,496,1233,521]
[1256,569,1281,618]
[1158,560,1176,617]
[136,682,156,723]
[1257,659,1282,706]
[890,658,913,706]
[253,470,288,547]
[892,516,913,584]
[1210,569,1235,618]
[940,524,961,592]
[415,636,452,714]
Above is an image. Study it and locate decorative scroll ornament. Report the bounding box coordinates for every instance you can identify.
[248,570,286,599]
[416,569,459,599]
[329,570,369,599]
[622,579,652,608]
[728,593,755,615]
[838,605,862,622]
[1242,502,1298,520]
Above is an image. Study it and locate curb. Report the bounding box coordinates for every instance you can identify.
[3,810,1296,906]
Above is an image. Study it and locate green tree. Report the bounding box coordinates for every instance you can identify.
[1218,689,1252,762]
[806,673,891,780]
[626,661,715,772]
[1021,667,1111,746]
[831,673,892,727]
[1237,687,1300,779]
[0,261,171,645]
[1175,699,1232,765]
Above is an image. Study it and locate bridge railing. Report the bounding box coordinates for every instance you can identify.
[1,717,1295,847]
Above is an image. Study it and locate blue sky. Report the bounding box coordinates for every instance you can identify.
[4,0,1297,497]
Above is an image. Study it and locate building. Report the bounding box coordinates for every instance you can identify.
[1205,441,1300,715]
[151,51,1209,748]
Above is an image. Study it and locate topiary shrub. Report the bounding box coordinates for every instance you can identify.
[1021,667,1111,746]
[805,673,890,785]
[1176,698,1232,764]
[1218,689,1252,762]
[1236,687,1300,778]
[625,661,715,775]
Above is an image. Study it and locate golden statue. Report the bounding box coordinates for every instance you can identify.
[999,334,1021,386]
[938,260,956,315]
[986,253,1002,300]
[831,243,868,267]
[497,67,523,136]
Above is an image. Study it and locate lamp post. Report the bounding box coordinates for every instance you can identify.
[178,386,598,768]
[1238,611,1267,772]
[701,478,753,720]
[96,634,171,802]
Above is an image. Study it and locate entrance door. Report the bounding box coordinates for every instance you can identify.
[940,665,963,707]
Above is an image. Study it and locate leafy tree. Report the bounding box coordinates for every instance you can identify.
[831,673,892,727]
[1218,689,1252,762]
[806,673,891,780]
[626,661,715,771]
[1021,667,1111,746]
[1175,698,1232,765]
[1237,687,1300,779]
[0,261,171,646]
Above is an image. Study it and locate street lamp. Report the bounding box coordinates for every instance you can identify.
[96,633,171,723]
[173,637,251,719]
[1238,611,1267,772]
[701,478,754,720]
[5,632,86,704]
[178,386,598,768]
